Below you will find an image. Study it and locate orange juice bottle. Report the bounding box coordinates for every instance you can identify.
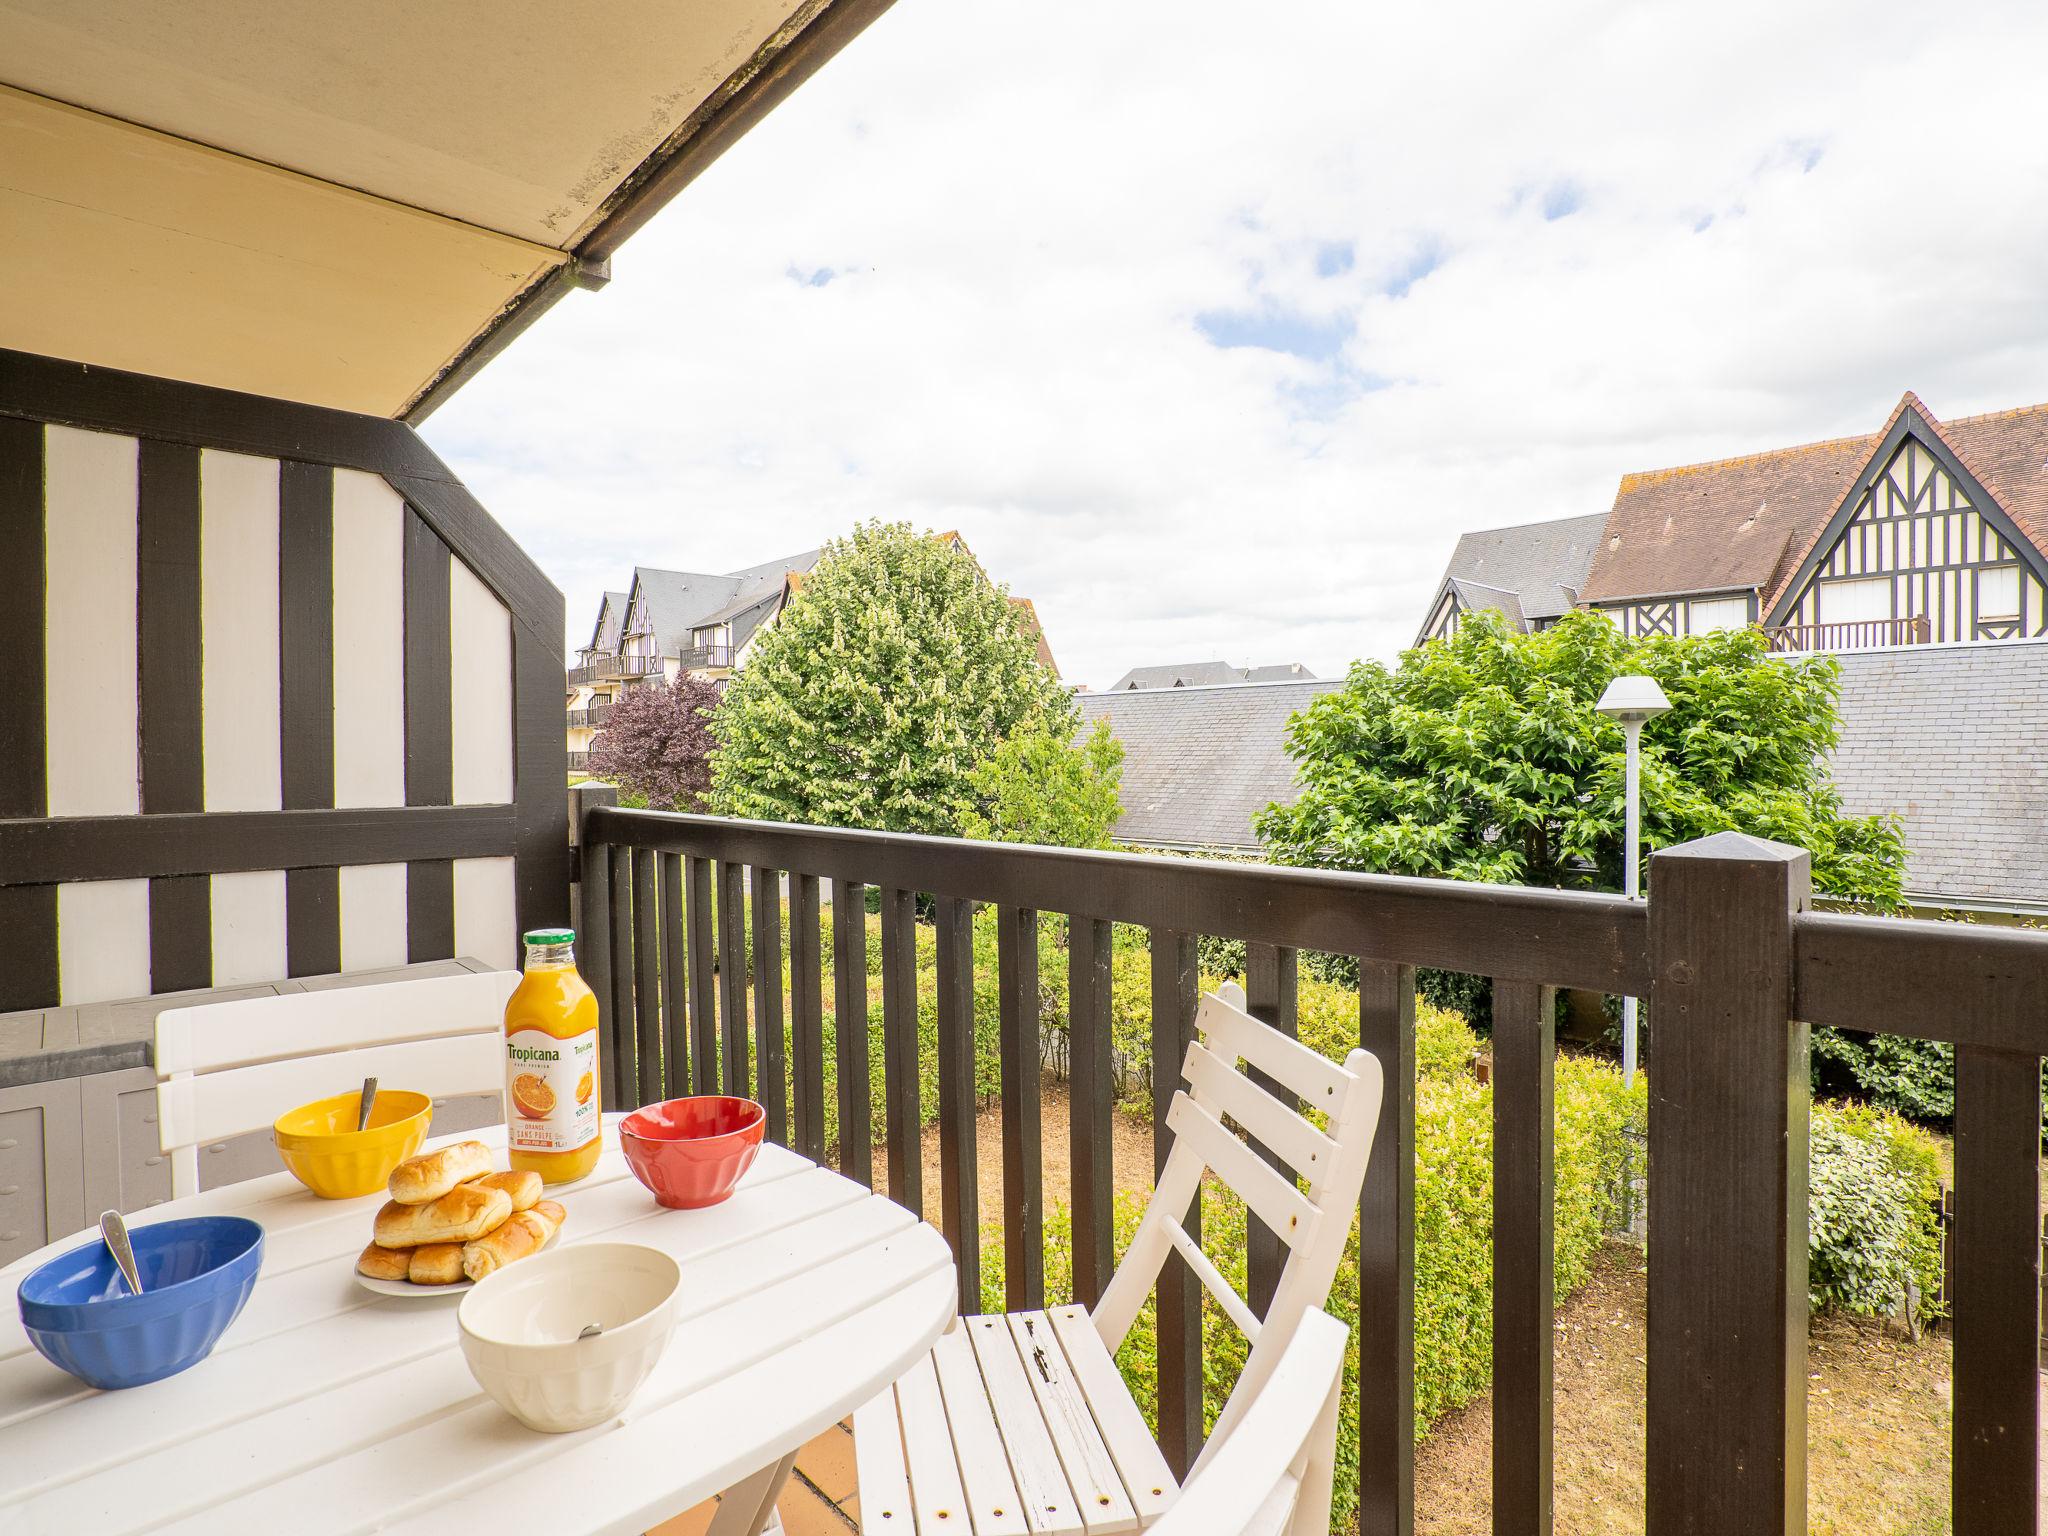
[505,927,602,1184]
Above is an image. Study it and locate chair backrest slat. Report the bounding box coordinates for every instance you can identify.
[155,971,514,1075]
[1164,1092,1319,1252]
[1193,991,1350,1109]
[1181,1038,1338,1190]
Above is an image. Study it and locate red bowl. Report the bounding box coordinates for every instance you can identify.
[619,1096,766,1209]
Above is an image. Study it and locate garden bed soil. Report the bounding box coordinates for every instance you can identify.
[1411,1243,1954,1536]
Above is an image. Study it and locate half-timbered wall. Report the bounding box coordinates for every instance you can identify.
[1421,588,1461,642]
[1592,590,1756,639]
[1775,436,2048,643]
[0,349,568,1012]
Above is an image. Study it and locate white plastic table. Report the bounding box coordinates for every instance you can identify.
[0,1117,957,1536]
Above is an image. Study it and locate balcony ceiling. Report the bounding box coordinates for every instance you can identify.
[0,0,886,418]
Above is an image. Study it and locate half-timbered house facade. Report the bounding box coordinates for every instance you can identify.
[1422,391,2048,652]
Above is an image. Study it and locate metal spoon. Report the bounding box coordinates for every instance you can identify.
[356,1076,379,1132]
[578,1324,604,1340]
[100,1209,142,1297]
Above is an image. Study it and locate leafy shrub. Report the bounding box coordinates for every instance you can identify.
[1808,1100,1945,1323]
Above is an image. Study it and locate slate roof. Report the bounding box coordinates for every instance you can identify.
[1581,393,2048,608]
[1108,661,1317,691]
[1077,679,1338,851]
[1422,513,1606,640]
[621,549,823,657]
[1830,641,2048,911]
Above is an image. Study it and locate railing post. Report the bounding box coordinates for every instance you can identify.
[570,782,622,1109]
[1646,832,1809,1536]
[1244,943,1298,1319]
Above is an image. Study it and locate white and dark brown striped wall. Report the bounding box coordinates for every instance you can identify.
[0,349,569,1013]
[1771,435,2048,644]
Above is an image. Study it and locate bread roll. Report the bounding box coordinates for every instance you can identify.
[356,1241,410,1282]
[461,1209,548,1281]
[372,1184,512,1248]
[388,1140,493,1205]
[467,1169,542,1213]
[531,1199,566,1228]
[408,1243,466,1286]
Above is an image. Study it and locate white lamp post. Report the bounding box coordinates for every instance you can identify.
[1596,674,1671,1087]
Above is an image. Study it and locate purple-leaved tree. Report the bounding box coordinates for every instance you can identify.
[585,675,721,810]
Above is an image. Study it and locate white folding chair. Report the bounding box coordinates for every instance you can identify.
[854,981,1383,1536]
[1139,1308,1348,1536]
[154,970,517,1197]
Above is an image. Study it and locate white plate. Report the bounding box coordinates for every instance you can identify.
[354,1225,559,1298]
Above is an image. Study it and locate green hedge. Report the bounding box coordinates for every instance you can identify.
[1808,1099,1945,1322]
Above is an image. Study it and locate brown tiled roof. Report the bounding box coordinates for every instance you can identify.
[1581,393,2048,610]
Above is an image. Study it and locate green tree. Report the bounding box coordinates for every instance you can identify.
[710,521,1073,835]
[961,718,1125,849]
[1255,610,1929,1109]
[1255,609,1904,904]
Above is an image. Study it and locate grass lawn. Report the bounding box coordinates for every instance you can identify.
[1412,1243,1953,1535]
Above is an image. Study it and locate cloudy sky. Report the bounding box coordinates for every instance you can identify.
[424,0,2048,690]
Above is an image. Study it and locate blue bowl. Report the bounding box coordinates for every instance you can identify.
[16,1216,264,1389]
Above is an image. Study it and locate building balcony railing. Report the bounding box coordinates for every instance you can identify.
[567,750,589,771]
[569,792,2048,1531]
[677,642,735,670]
[567,703,614,730]
[1761,615,1931,653]
[568,650,665,687]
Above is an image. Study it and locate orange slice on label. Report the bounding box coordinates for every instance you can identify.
[512,1072,557,1119]
[576,1071,595,1105]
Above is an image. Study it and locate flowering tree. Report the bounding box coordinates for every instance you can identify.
[586,675,720,811]
[709,521,1073,835]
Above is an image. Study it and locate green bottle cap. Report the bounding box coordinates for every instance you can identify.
[522,928,576,946]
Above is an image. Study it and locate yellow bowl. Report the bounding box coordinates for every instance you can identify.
[273,1090,433,1199]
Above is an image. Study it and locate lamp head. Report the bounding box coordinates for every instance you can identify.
[1595,674,1671,725]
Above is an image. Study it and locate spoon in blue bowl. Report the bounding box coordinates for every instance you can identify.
[99,1209,142,1296]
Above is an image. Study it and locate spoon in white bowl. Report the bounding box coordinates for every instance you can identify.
[100,1209,142,1297]
[356,1076,379,1132]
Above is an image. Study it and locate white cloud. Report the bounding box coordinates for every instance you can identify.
[424,0,2048,686]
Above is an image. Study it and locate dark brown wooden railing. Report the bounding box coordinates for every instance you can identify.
[1761,614,1931,652]
[676,642,736,670]
[571,788,2048,1536]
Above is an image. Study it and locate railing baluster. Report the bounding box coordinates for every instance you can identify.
[789,874,826,1161]
[606,843,636,1108]
[579,837,623,1111]
[1491,977,1556,1536]
[1646,834,1809,1536]
[880,887,921,1213]
[998,905,1044,1311]
[686,856,717,1095]
[1953,1043,2042,1532]
[935,896,980,1316]
[718,861,749,1097]
[632,848,661,1109]
[751,867,787,1145]
[1244,942,1299,1319]
[659,852,687,1099]
[1150,927,1202,1479]
[1068,916,1114,1309]
[1357,959,1417,1536]
[832,878,871,1186]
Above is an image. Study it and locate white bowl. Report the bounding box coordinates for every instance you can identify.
[457,1242,681,1433]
